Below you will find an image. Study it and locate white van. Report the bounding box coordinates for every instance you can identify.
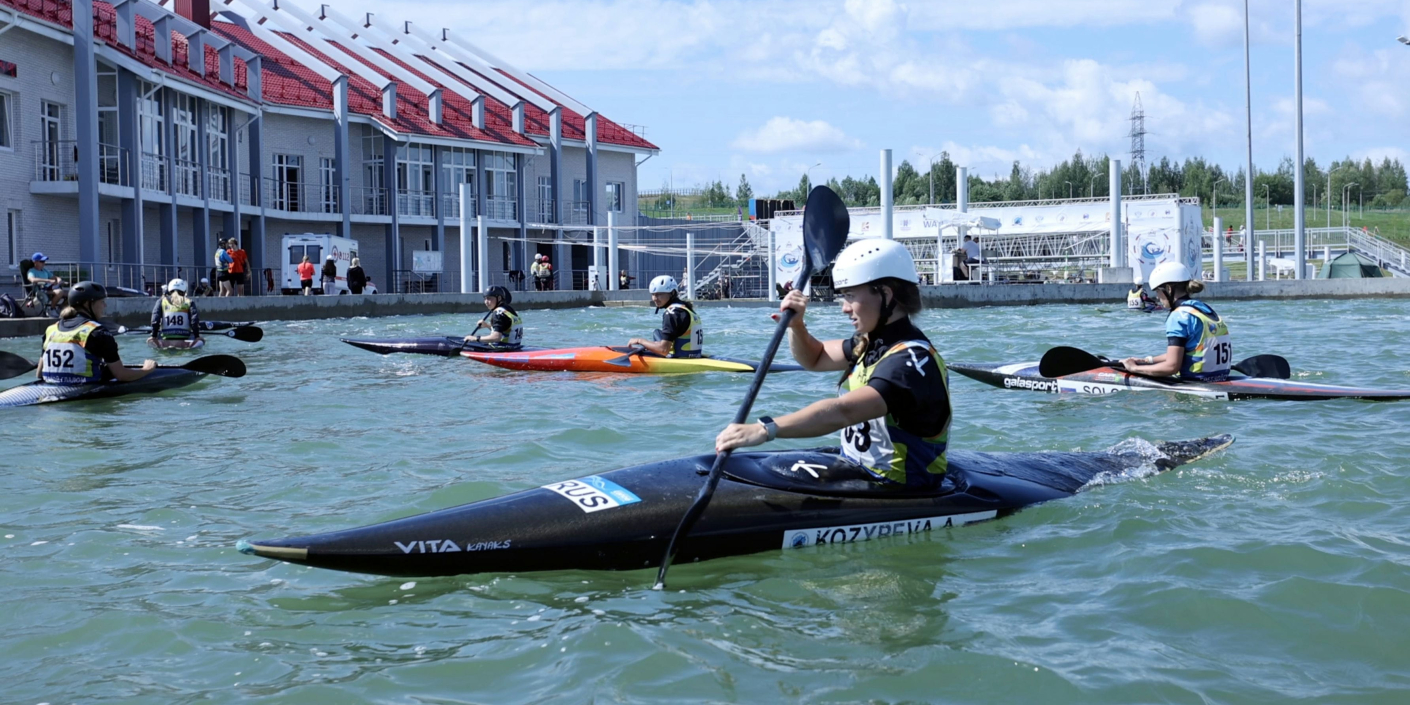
[281,233,357,294]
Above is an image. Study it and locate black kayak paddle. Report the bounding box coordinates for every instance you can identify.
[654,185,850,589]
[1038,346,1291,380]
[121,325,264,343]
[0,351,246,380]
[604,345,649,368]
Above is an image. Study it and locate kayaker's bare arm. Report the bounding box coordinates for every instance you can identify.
[778,290,848,372]
[469,329,505,343]
[625,338,672,356]
[1120,345,1185,377]
[715,386,888,452]
[109,359,157,382]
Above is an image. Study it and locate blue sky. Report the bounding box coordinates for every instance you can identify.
[353,0,1410,195]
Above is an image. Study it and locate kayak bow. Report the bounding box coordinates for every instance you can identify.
[0,368,208,407]
[238,436,1232,578]
[948,361,1410,401]
[341,336,539,357]
[461,346,805,374]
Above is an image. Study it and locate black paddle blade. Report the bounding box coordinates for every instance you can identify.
[200,320,255,332]
[1038,346,1113,378]
[0,350,38,380]
[603,345,646,368]
[177,354,246,378]
[802,185,851,275]
[654,185,851,590]
[226,326,263,343]
[1232,354,1291,380]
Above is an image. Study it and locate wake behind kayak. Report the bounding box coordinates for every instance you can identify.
[238,435,1232,578]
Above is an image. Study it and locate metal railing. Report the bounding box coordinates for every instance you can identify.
[397,189,435,218]
[263,179,340,215]
[173,157,201,197]
[484,197,517,221]
[32,140,128,186]
[206,167,231,203]
[238,173,257,206]
[141,152,166,191]
[440,193,476,220]
[25,261,277,297]
[351,186,388,216]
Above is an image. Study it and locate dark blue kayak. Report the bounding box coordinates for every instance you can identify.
[0,368,207,408]
[341,336,539,357]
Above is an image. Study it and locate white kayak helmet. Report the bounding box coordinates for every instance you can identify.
[1147,262,1193,290]
[648,275,679,294]
[167,278,188,294]
[831,238,919,289]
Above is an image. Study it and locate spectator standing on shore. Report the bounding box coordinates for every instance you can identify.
[347,258,367,294]
[214,242,233,296]
[619,269,635,289]
[297,256,315,296]
[227,239,249,296]
[320,255,337,295]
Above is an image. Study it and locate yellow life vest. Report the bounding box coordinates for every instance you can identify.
[839,341,950,484]
[1172,302,1231,379]
[159,297,195,340]
[491,306,524,347]
[41,319,105,384]
[664,303,702,357]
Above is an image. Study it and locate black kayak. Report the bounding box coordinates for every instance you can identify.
[948,361,1410,401]
[341,336,541,357]
[0,368,207,408]
[238,435,1233,578]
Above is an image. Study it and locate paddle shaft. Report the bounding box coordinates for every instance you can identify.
[654,275,806,588]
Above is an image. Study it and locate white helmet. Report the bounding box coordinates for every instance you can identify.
[167,278,188,294]
[648,275,678,294]
[1147,262,1192,290]
[831,239,919,288]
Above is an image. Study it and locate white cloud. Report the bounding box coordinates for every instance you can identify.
[732,117,863,154]
[1188,2,1244,47]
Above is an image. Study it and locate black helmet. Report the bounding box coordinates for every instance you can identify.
[486,285,512,305]
[67,281,107,309]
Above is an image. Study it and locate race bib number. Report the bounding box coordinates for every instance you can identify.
[162,312,189,331]
[1203,334,1232,373]
[692,327,704,348]
[507,325,524,345]
[840,417,894,472]
[42,343,82,372]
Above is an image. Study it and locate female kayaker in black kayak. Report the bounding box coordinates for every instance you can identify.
[1119,262,1232,379]
[148,278,205,350]
[39,281,156,384]
[715,239,952,488]
[626,275,703,358]
[463,286,524,348]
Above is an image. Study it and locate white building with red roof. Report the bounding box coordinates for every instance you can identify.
[0,0,658,293]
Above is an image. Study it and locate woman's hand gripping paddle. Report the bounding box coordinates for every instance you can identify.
[653,185,850,589]
[0,351,247,380]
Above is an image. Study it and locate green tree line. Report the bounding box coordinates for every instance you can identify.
[764,151,1410,210]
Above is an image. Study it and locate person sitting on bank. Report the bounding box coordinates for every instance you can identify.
[714,239,952,489]
[626,275,702,358]
[1120,262,1231,380]
[26,252,65,309]
[191,277,214,297]
[951,248,970,281]
[39,281,156,385]
[148,278,204,350]
[464,286,524,349]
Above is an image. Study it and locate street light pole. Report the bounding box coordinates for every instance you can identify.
[927,154,943,204]
[1263,184,1271,230]
[1343,183,1357,228]
[1064,181,1072,199]
[1213,178,1226,228]
[1243,0,1256,280]
[1293,0,1306,277]
[1090,174,1099,197]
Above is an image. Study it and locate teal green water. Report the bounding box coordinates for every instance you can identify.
[4,299,1410,703]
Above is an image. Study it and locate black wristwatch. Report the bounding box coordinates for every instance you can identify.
[757,416,778,442]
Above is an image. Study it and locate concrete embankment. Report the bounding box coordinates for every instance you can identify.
[2,278,1406,338]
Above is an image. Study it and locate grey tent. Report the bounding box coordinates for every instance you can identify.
[1318,252,1385,279]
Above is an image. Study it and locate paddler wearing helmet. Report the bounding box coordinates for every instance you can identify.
[715,239,952,488]
[148,278,204,349]
[1120,262,1231,379]
[626,275,703,358]
[39,281,156,384]
[464,285,524,348]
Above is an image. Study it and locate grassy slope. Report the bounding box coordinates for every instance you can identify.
[1205,206,1409,245]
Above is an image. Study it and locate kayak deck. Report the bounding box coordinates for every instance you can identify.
[239,436,1232,577]
[461,346,804,374]
[948,361,1410,401]
[342,336,537,357]
[0,368,208,408]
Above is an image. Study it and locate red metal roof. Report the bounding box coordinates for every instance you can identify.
[2,0,657,150]
[1,0,255,102]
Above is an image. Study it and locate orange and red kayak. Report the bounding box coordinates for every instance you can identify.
[461,346,804,374]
